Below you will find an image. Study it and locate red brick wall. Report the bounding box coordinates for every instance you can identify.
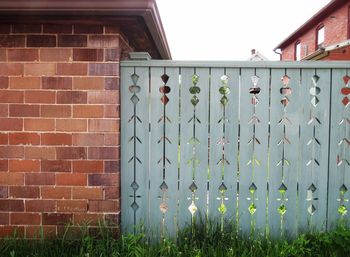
[281,3,350,60]
[0,23,131,238]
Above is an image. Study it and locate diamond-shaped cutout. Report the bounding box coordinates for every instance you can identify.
[192,74,199,85]
[189,182,198,192]
[311,96,319,107]
[308,204,316,215]
[160,202,168,213]
[281,75,290,85]
[219,182,227,192]
[251,75,260,86]
[131,73,139,85]
[249,183,257,194]
[161,95,169,105]
[131,94,139,104]
[160,181,168,191]
[312,75,320,85]
[343,75,350,86]
[340,184,348,195]
[281,97,289,107]
[278,183,287,194]
[131,181,139,191]
[131,201,139,211]
[342,97,350,107]
[308,184,317,193]
[338,204,347,216]
[161,74,169,84]
[248,203,256,215]
[278,204,287,216]
[218,203,227,214]
[188,202,198,215]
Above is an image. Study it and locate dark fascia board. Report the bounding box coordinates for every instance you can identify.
[274,0,348,51]
[0,0,171,59]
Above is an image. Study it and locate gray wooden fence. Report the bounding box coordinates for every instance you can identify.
[121,61,350,238]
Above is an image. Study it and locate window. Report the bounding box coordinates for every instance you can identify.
[295,41,301,60]
[316,25,325,49]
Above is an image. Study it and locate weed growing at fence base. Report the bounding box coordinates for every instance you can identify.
[2,223,350,257]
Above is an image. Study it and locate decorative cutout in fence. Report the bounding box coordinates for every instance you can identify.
[121,61,350,239]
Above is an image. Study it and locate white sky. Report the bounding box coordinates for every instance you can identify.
[156,0,332,60]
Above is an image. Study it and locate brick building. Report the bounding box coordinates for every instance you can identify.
[274,0,350,60]
[0,0,170,238]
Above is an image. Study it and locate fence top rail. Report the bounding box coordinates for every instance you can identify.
[121,60,350,69]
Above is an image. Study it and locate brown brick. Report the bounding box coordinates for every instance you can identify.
[88,91,119,104]
[73,160,103,173]
[0,35,25,47]
[88,35,119,48]
[41,105,71,118]
[88,147,118,160]
[10,76,41,89]
[89,119,119,132]
[57,200,87,212]
[73,213,103,226]
[73,105,104,118]
[25,91,56,104]
[104,186,119,200]
[88,63,119,76]
[104,132,120,146]
[41,160,71,173]
[41,133,72,146]
[104,161,120,173]
[105,77,119,90]
[41,186,71,199]
[25,146,56,159]
[88,174,118,186]
[105,214,119,225]
[0,160,8,171]
[0,173,23,185]
[74,24,103,34]
[9,186,40,198]
[56,119,87,132]
[105,49,120,62]
[43,24,72,33]
[0,226,25,237]
[9,160,40,172]
[42,77,72,90]
[56,173,87,186]
[57,91,87,104]
[72,133,104,146]
[0,186,8,198]
[73,76,104,90]
[0,199,24,211]
[9,132,40,145]
[58,35,87,47]
[25,63,56,76]
[27,35,56,47]
[42,213,72,225]
[0,146,24,158]
[88,200,118,212]
[8,49,39,62]
[26,200,56,212]
[72,187,103,200]
[24,118,55,131]
[0,118,23,131]
[9,104,40,117]
[0,49,6,61]
[0,104,8,117]
[73,49,103,61]
[0,77,9,89]
[57,63,87,76]
[56,147,86,159]
[40,48,71,62]
[0,90,24,103]
[0,213,9,225]
[104,25,120,34]
[0,63,24,75]
[104,105,119,118]
[0,24,11,34]
[25,226,57,239]
[12,24,41,33]
[0,133,8,144]
[25,173,55,185]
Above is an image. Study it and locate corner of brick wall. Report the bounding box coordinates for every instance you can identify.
[0,23,130,238]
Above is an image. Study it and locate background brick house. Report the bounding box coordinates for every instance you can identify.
[274,0,350,60]
[0,0,170,238]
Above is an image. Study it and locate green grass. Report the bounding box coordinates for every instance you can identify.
[2,222,350,257]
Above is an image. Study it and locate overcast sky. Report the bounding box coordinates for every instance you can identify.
[156,0,332,60]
